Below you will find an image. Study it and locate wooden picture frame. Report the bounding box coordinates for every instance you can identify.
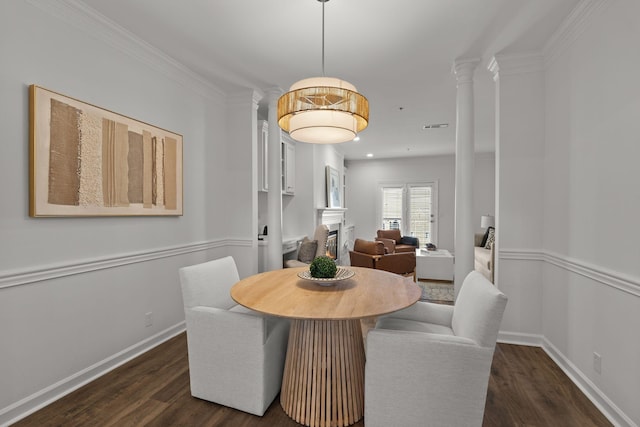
[326,165,341,208]
[29,85,183,217]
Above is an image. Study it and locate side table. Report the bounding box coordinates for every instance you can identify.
[415,248,454,281]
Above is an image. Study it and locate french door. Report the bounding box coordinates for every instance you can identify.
[379,182,438,246]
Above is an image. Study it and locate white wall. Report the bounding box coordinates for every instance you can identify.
[226,90,261,275]
[345,153,495,251]
[492,54,546,336]
[541,1,640,424]
[282,142,316,238]
[489,2,640,425]
[0,2,253,423]
[314,145,346,211]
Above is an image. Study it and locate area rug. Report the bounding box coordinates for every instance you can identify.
[417,281,455,303]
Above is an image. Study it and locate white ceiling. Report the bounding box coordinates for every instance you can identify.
[79,0,579,160]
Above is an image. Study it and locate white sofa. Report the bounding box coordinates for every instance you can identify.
[474,232,494,283]
[179,256,290,416]
[365,271,507,427]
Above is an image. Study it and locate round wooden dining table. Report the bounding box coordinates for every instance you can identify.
[230,266,421,427]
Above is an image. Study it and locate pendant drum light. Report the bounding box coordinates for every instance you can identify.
[278,0,369,144]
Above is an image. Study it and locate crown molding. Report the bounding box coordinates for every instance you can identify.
[226,89,263,108]
[25,0,226,99]
[487,52,544,81]
[488,0,611,78]
[543,0,611,67]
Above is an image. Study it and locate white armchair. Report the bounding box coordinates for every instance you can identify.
[179,256,289,416]
[365,271,507,427]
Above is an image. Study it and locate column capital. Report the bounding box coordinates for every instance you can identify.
[252,90,263,108]
[452,58,480,83]
[265,86,284,104]
[488,53,544,82]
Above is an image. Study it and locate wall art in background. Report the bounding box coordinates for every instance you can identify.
[29,85,183,217]
[326,165,341,208]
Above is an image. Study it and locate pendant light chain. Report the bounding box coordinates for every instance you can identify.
[321,0,325,77]
[277,0,369,144]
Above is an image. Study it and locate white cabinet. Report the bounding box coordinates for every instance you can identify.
[282,138,295,195]
[258,120,268,192]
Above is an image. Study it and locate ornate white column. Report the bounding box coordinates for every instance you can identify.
[453,58,479,297]
[266,88,284,271]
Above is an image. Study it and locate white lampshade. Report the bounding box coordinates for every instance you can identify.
[278,76,369,144]
[481,215,495,229]
[289,109,358,144]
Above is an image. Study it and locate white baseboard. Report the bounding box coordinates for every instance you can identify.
[542,338,637,427]
[496,330,635,427]
[0,322,186,427]
[4,326,636,427]
[498,330,544,347]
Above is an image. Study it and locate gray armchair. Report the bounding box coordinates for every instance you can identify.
[365,271,507,427]
[284,224,329,268]
[179,256,290,416]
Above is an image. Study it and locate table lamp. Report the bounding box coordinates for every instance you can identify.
[481,215,495,229]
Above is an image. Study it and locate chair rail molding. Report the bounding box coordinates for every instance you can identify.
[499,248,640,297]
[0,238,248,290]
[498,248,638,427]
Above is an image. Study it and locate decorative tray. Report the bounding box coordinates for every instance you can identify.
[297,267,355,286]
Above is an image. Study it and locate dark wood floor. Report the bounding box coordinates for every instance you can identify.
[15,331,611,427]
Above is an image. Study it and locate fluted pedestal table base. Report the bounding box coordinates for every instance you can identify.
[280,319,365,427]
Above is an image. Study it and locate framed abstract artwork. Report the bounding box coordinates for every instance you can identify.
[326,165,341,208]
[29,85,183,217]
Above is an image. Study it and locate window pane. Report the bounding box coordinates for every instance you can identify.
[381,187,403,230]
[409,186,431,244]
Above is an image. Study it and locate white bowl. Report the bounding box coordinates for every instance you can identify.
[297,267,355,286]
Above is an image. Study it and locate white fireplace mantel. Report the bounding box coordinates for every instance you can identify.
[317,208,347,213]
[317,208,347,227]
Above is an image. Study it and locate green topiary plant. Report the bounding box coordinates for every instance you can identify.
[309,256,337,279]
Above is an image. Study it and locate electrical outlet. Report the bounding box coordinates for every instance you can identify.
[145,312,153,327]
[593,352,602,374]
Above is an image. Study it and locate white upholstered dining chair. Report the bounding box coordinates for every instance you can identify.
[179,256,289,416]
[364,271,507,427]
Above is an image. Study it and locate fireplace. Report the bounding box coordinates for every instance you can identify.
[317,207,346,264]
[326,230,338,260]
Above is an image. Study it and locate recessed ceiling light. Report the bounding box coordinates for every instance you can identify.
[423,123,449,129]
[352,136,360,142]
[366,153,374,158]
